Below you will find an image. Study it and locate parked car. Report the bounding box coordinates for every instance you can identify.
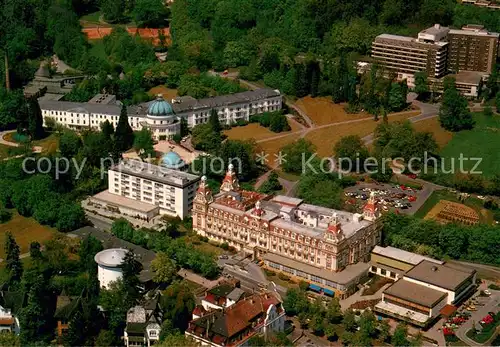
[484,289,492,296]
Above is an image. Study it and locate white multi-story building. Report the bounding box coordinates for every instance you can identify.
[39,88,282,140]
[90,159,200,220]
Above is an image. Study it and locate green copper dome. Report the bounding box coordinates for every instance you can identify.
[148,94,174,117]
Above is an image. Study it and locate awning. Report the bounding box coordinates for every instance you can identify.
[440,304,457,317]
[323,288,335,296]
[309,284,321,292]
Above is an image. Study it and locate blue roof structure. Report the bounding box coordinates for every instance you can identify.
[148,94,174,117]
[161,151,185,169]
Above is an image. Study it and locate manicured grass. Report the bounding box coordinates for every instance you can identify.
[256,134,297,164]
[295,96,371,126]
[2,131,59,154]
[304,112,416,157]
[224,122,301,142]
[439,113,500,178]
[148,85,178,100]
[0,144,25,159]
[413,117,454,149]
[414,190,493,224]
[0,212,58,259]
[80,11,102,25]
[33,133,59,153]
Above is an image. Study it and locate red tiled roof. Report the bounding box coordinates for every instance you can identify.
[0,318,14,325]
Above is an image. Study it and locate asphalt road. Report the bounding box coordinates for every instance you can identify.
[86,213,112,231]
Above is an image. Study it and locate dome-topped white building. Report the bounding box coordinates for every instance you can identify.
[95,248,128,289]
[39,89,283,141]
[144,94,180,140]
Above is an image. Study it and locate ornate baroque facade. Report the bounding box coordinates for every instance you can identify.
[193,166,383,295]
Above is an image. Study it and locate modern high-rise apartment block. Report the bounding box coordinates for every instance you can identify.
[371,24,499,95]
[89,159,200,220]
[448,25,499,74]
[371,24,450,81]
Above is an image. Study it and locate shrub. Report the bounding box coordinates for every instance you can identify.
[220,242,229,250]
[0,208,12,223]
[264,269,276,277]
[488,283,500,290]
[278,272,290,281]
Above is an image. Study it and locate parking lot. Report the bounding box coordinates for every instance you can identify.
[344,182,426,214]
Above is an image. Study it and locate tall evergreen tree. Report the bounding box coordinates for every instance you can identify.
[26,97,45,140]
[295,63,309,98]
[5,232,23,283]
[208,109,222,133]
[114,105,134,152]
[180,117,189,137]
[310,62,320,97]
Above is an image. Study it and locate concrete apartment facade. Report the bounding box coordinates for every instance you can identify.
[448,25,499,74]
[192,167,383,298]
[39,88,282,140]
[371,23,499,96]
[90,159,200,220]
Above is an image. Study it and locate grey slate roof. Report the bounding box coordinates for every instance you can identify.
[39,100,142,117]
[169,88,281,113]
[39,88,281,118]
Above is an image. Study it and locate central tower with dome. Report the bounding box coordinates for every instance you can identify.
[144,94,181,140]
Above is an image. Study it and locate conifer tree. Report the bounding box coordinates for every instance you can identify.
[26,97,45,140]
[209,109,222,133]
[5,232,23,283]
[114,105,134,152]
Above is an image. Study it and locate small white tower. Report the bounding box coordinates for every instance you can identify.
[94,248,128,289]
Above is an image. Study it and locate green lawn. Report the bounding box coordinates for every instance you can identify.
[80,11,102,24]
[439,113,500,178]
[414,189,493,223]
[0,144,25,159]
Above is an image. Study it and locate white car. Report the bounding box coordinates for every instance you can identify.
[484,289,492,296]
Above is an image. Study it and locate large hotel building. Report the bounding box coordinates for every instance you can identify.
[192,165,383,298]
[39,88,282,140]
[371,24,499,96]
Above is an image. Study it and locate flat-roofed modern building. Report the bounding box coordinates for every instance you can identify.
[90,159,200,220]
[370,23,499,93]
[375,260,477,327]
[371,25,449,80]
[39,88,282,140]
[370,246,444,280]
[448,25,499,74]
[192,166,383,298]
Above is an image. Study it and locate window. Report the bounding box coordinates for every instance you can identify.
[380,269,386,276]
[149,330,157,337]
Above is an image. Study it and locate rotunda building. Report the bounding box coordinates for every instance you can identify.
[144,94,180,140]
[94,248,128,289]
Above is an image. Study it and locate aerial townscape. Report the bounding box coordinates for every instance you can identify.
[1,0,500,346]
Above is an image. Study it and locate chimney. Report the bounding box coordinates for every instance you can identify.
[434,24,440,29]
